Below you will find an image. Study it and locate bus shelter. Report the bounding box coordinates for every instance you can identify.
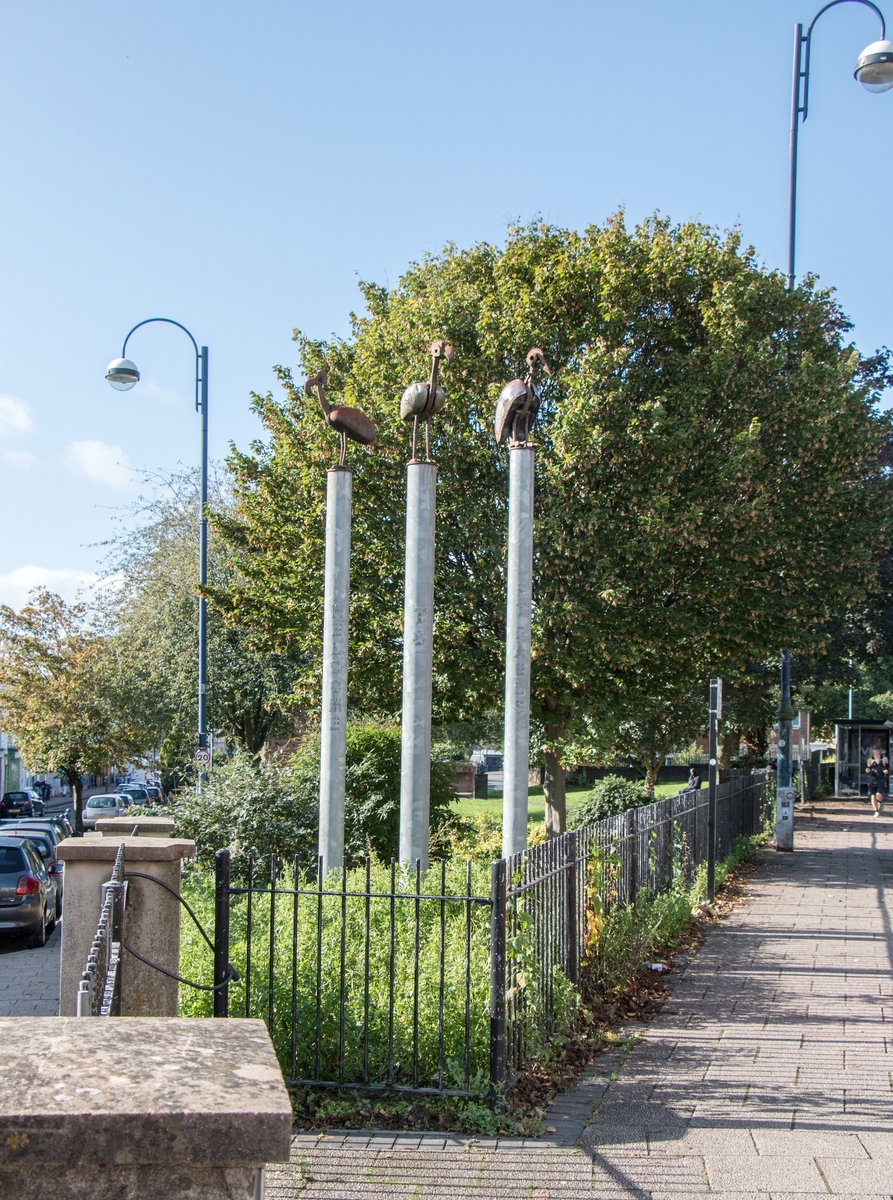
[834,719,893,798]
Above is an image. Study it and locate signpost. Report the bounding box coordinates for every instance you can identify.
[194,748,211,767]
[706,677,722,903]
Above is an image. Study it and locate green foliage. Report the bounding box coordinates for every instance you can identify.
[0,590,150,832]
[213,214,893,832]
[165,749,317,870]
[571,774,650,825]
[168,721,458,869]
[95,471,300,780]
[179,858,493,1092]
[288,720,458,864]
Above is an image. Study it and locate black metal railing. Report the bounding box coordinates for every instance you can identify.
[77,842,126,1017]
[212,769,769,1097]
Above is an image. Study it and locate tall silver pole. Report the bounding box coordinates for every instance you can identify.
[318,466,353,875]
[775,649,795,851]
[399,460,436,868]
[502,446,534,859]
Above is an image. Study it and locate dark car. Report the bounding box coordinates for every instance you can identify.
[0,836,55,946]
[145,784,163,805]
[0,829,63,916]
[0,792,35,819]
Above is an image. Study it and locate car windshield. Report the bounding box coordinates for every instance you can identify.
[0,847,25,872]
[88,797,119,809]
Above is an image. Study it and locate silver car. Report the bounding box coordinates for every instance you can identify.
[0,836,55,946]
[82,793,132,829]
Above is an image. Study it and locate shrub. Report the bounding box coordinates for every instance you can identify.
[571,774,649,826]
[166,720,457,869]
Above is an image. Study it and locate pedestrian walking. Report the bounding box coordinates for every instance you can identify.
[865,747,887,816]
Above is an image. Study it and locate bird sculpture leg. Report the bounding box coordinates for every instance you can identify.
[425,421,430,462]
[339,430,347,468]
[412,416,420,462]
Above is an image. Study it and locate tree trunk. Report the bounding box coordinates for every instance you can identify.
[644,755,661,797]
[71,773,84,835]
[543,723,567,838]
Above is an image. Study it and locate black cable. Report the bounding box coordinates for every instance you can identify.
[122,870,240,990]
[120,940,239,990]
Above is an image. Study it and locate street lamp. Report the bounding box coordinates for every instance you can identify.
[105,318,210,756]
[778,1,892,849]
[787,1,893,287]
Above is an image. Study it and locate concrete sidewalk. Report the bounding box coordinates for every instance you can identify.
[268,802,893,1198]
[0,922,61,1016]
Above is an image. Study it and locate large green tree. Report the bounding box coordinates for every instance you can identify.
[213,215,893,833]
[98,472,301,783]
[0,591,147,832]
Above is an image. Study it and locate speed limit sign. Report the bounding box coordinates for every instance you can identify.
[194,748,212,766]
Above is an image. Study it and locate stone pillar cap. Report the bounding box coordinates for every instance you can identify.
[56,835,195,862]
[0,1017,292,1166]
[95,816,176,836]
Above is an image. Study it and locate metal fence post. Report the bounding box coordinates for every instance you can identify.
[565,832,578,987]
[626,809,638,905]
[214,848,231,1018]
[489,859,507,1099]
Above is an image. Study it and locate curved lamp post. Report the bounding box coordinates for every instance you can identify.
[777,1,893,849]
[106,319,210,757]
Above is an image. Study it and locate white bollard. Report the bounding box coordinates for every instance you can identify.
[319,467,353,876]
[399,460,437,869]
[502,446,535,859]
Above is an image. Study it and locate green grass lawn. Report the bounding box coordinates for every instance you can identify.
[451,778,688,834]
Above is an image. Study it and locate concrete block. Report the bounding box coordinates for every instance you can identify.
[0,1017,292,1200]
[56,835,195,1017]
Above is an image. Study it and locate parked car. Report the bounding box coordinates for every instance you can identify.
[24,789,46,816]
[119,786,150,806]
[0,836,55,946]
[0,820,60,847]
[145,784,163,805]
[0,792,37,819]
[0,830,63,916]
[82,794,132,829]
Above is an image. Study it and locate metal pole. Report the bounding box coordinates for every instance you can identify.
[707,677,721,902]
[198,345,209,752]
[398,461,436,868]
[318,467,352,875]
[502,446,534,859]
[788,24,804,288]
[213,848,231,1017]
[775,650,795,850]
[488,858,507,1100]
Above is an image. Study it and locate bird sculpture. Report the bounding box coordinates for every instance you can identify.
[305,369,377,467]
[494,348,550,447]
[399,339,454,461]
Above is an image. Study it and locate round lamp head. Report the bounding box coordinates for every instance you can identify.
[855,40,893,92]
[105,358,140,391]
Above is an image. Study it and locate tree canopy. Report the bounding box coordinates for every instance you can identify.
[0,591,146,831]
[212,214,893,828]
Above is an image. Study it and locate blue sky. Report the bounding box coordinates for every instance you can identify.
[0,0,890,606]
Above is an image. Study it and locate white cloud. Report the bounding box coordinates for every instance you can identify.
[3,449,37,468]
[67,439,137,488]
[0,566,98,610]
[0,394,34,437]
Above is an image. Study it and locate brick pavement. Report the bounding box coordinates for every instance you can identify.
[267,802,893,1198]
[0,922,61,1016]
